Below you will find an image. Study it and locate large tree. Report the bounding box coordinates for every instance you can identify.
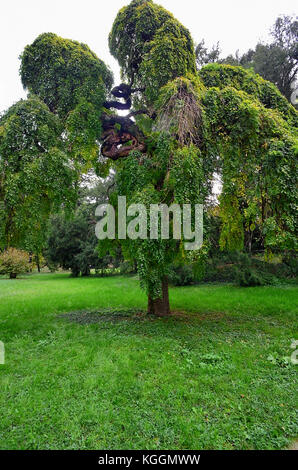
[5,0,297,315]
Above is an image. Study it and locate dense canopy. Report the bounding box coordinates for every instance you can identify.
[20,33,113,118]
[105,0,297,314]
[0,96,77,250]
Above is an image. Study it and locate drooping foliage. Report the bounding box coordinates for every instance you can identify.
[0,33,114,252]
[105,1,297,314]
[0,97,77,250]
[20,33,113,118]
[199,63,298,126]
[109,0,196,104]
[202,83,298,252]
[20,33,114,169]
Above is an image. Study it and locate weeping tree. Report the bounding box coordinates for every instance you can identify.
[0,33,113,254]
[0,97,77,252]
[5,0,297,315]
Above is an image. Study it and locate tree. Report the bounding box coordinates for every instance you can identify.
[45,208,98,277]
[0,97,77,252]
[45,178,120,277]
[251,15,298,101]
[195,40,221,68]
[0,248,30,279]
[10,0,298,315]
[0,33,113,253]
[219,15,298,102]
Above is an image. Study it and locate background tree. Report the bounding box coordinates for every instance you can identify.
[197,15,298,102]
[0,248,30,279]
[45,176,121,277]
[196,40,221,68]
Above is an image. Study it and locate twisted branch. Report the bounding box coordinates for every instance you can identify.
[101,84,148,160]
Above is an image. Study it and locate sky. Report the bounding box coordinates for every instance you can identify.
[0,0,297,113]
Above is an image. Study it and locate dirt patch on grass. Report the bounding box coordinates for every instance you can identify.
[58,309,146,325]
[58,309,227,325]
[170,310,225,323]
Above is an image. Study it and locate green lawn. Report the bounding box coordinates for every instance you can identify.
[0,273,297,450]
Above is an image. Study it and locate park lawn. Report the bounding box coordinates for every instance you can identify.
[0,273,297,450]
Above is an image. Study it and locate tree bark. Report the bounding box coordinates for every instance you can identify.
[147,277,170,317]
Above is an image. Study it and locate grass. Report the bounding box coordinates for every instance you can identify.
[0,273,297,450]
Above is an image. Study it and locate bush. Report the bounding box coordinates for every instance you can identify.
[236,268,263,287]
[166,252,295,288]
[0,248,30,279]
[168,264,195,286]
[120,261,136,275]
[282,252,298,277]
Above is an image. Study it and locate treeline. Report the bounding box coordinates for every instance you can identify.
[196,15,298,102]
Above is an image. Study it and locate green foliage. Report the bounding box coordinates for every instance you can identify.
[168,263,195,286]
[234,253,281,287]
[200,63,298,126]
[0,247,30,278]
[169,145,205,204]
[202,83,298,252]
[65,98,104,168]
[0,97,77,250]
[237,269,270,287]
[45,205,120,277]
[20,33,113,171]
[138,19,197,103]
[115,150,152,197]
[109,0,196,103]
[20,33,113,119]
[45,209,94,277]
[219,194,244,252]
[201,251,297,285]
[119,260,137,275]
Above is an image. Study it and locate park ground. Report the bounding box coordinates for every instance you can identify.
[0,273,297,450]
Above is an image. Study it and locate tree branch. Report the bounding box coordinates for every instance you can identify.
[101,83,149,160]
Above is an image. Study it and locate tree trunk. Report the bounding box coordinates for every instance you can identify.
[36,255,41,273]
[81,267,90,277]
[147,277,170,316]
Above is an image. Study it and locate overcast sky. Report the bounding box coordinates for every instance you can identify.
[0,0,297,113]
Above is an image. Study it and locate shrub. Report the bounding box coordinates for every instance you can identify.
[282,252,298,277]
[120,261,136,275]
[168,264,195,286]
[0,248,30,279]
[236,268,263,287]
